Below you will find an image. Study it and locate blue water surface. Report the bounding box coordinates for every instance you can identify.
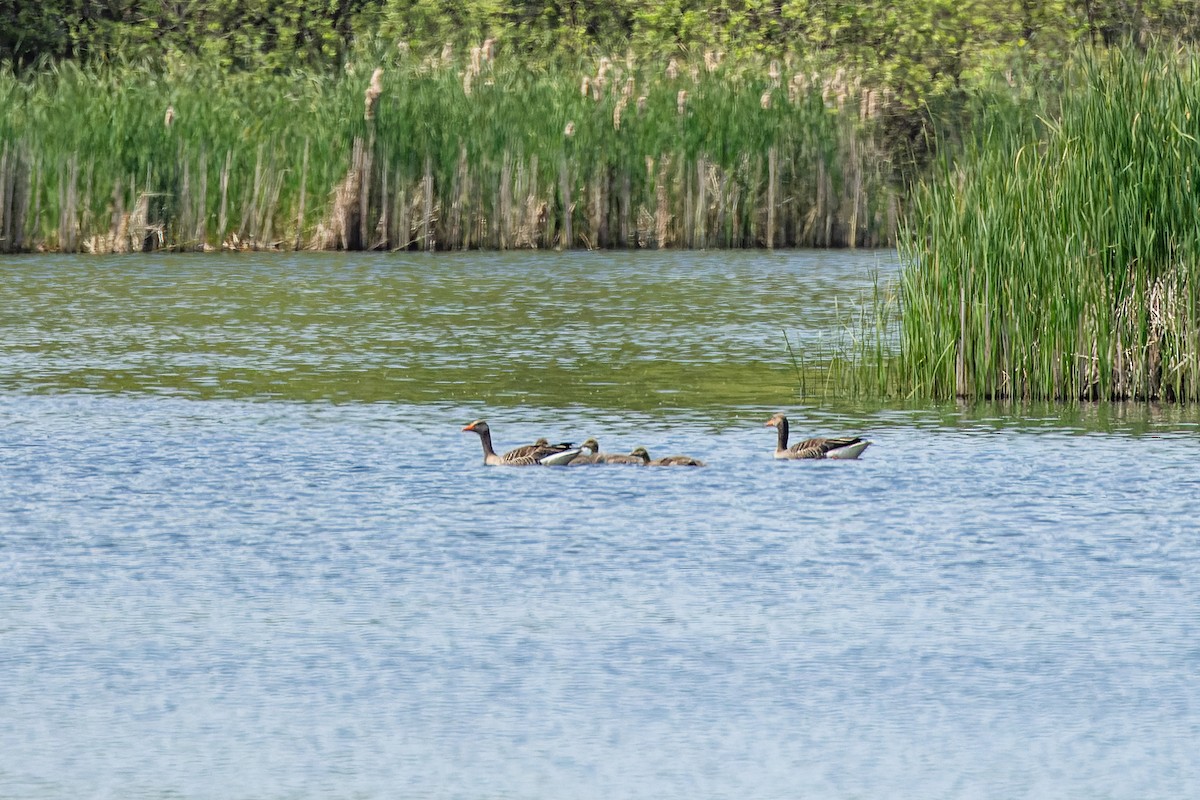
[2,393,1199,800]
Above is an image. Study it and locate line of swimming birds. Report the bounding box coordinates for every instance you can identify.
[462,413,871,467]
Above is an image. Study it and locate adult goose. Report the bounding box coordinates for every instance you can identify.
[765,413,870,459]
[630,446,706,466]
[462,420,581,466]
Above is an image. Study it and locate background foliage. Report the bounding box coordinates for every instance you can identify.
[6,2,1200,88]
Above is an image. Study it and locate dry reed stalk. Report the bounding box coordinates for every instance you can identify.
[319,138,365,250]
[422,154,433,251]
[747,154,763,246]
[261,168,284,248]
[716,170,730,248]
[80,160,94,248]
[885,190,899,245]
[513,157,526,247]
[821,160,833,247]
[682,156,692,247]
[1,145,9,249]
[29,160,41,250]
[195,150,208,248]
[129,192,149,251]
[499,150,513,249]
[179,159,192,249]
[848,132,861,249]
[218,151,232,245]
[806,160,823,245]
[767,147,778,249]
[377,164,389,249]
[557,153,572,249]
[589,171,603,248]
[515,155,536,248]
[450,144,467,249]
[110,181,129,253]
[295,140,308,250]
[448,149,461,247]
[55,161,64,251]
[391,167,408,250]
[11,149,29,251]
[1,146,27,251]
[358,141,372,249]
[654,157,670,248]
[600,169,612,247]
[239,146,263,243]
[619,169,631,248]
[727,169,742,247]
[59,156,80,252]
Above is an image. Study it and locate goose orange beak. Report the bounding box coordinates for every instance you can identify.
[462,423,476,431]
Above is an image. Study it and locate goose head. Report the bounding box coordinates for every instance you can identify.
[462,419,489,434]
[629,446,651,463]
[581,438,600,454]
[764,413,787,428]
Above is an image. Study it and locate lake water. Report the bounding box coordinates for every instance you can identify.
[2,251,1199,800]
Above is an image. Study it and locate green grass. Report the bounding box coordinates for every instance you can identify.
[0,51,898,253]
[898,44,1200,402]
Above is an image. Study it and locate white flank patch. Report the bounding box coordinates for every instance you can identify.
[826,441,871,459]
[540,448,583,466]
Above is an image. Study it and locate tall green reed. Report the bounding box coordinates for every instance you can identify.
[900,45,1200,402]
[0,49,897,252]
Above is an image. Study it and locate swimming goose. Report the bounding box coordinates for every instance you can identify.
[565,438,651,465]
[534,437,575,451]
[630,446,706,466]
[598,446,649,464]
[765,413,870,459]
[599,450,648,464]
[566,438,605,465]
[462,420,581,466]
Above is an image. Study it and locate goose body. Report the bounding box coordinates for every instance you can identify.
[566,438,652,465]
[566,438,605,465]
[765,413,870,460]
[600,448,649,465]
[630,446,705,466]
[462,420,581,466]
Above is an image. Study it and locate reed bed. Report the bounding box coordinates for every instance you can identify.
[785,271,903,400]
[899,46,1200,402]
[0,51,898,253]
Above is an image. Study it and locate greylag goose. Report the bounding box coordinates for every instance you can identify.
[462,420,581,466]
[630,446,706,466]
[598,446,649,465]
[765,413,870,459]
[566,438,650,465]
[566,438,604,465]
[534,437,575,450]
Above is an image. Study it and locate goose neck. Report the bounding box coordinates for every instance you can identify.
[476,427,498,457]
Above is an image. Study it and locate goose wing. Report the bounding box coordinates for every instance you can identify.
[501,443,582,466]
[789,436,864,459]
[599,452,645,464]
[501,440,572,463]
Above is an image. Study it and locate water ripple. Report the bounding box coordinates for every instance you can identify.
[1,393,1199,799]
